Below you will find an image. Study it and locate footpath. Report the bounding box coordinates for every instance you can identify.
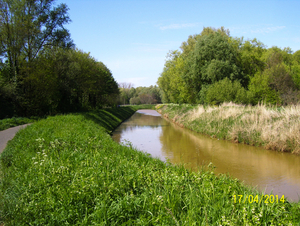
[0,124,30,154]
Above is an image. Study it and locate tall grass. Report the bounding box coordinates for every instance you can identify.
[0,117,39,131]
[157,103,300,154]
[0,106,299,225]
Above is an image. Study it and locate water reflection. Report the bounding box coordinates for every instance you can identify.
[112,110,300,202]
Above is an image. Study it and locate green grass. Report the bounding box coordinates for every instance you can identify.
[0,117,39,131]
[0,104,154,132]
[0,106,299,225]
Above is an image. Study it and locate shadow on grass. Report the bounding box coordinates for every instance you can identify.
[82,107,137,133]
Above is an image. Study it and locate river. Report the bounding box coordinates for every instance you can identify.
[112,109,300,202]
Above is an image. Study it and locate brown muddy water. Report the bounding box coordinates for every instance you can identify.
[112,110,300,202]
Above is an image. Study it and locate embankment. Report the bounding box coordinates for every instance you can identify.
[156,103,300,154]
[1,106,299,225]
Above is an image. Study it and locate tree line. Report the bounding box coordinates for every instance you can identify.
[118,83,161,105]
[157,27,300,105]
[0,0,119,118]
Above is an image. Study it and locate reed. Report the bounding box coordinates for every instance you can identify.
[157,103,300,154]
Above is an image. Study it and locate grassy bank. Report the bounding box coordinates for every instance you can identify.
[156,103,300,154]
[1,106,299,225]
[0,117,39,131]
[0,105,155,132]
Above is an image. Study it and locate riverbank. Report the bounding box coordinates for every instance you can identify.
[1,106,299,224]
[156,103,300,154]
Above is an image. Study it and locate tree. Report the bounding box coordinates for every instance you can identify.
[248,48,299,105]
[158,27,240,104]
[118,82,134,104]
[205,78,248,105]
[0,0,73,116]
[157,27,299,106]
[129,96,141,105]
[239,38,266,84]
[179,27,230,64]
[291,50,300,89]
[184,32,243,103]
[247,71,281,105]
[0,0,73,79]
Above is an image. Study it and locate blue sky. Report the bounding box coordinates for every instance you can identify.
[55,0,300,87]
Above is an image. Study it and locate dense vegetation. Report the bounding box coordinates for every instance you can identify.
[118,83,161,105]
[157,103,300,154]
[0,116,38,131]
[0,0,119,119]
[157,27,300,105]
[1,106,299,225]
[1,1,299,224]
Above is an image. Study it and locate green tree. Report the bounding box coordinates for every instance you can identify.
[13,47,119,115]
[291,50,300,89]
[0,0,73,79]
[157,50,189,103]
[248,71,281,105]
[157,27,299,106]
[247,47,298,105]
[129,96,141,105]
[118,82,134,105]
[205,78,248,105]
[239,38,266,84]
[0,0,73,116]
[184,32,243,102]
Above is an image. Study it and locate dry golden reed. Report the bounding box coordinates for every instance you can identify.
[162,103,300,154]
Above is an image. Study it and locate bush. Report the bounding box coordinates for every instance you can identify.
[205,78,248,105]
[129,96,141,105]
[247,71,281,105]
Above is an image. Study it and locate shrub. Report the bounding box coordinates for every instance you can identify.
[205,78,248,105]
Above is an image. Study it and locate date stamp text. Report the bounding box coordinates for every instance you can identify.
[233,195,285,204]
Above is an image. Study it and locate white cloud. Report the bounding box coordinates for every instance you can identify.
[229,25,286,35]
[250,26,286,34]
[159,23,199,30]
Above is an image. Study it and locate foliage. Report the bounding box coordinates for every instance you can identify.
[188,32,242,87]
[118,84,161,105]
[0,1,119,118]
[291,51,300,89]
[238,38,266,85]
[118,83,134,105]
[1,107,299,225]
[157,27,300,106]
[157,51,190,103]
[248,47,300,105]
[205,78,248,105]
[0,47,119,117]
[0,0,73,80]
[129,96,141,105]
[247,71,281,105]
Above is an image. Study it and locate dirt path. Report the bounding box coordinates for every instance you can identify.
[0,124,31,154]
